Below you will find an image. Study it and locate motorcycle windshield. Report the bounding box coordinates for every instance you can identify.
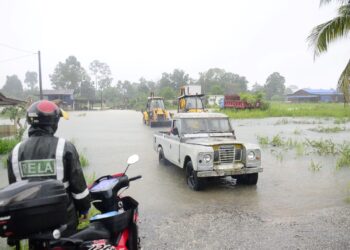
[90,178,119,192]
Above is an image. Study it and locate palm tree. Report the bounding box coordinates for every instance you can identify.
[308,0,350,103]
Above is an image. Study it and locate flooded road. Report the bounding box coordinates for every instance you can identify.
[0,110,350,249]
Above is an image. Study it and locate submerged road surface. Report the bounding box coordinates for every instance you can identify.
[0,110,349,249]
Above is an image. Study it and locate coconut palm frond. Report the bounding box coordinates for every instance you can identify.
[320,0,349,6]
[339,3,350,15]
[338,59,350,103]
[308,11,350,58]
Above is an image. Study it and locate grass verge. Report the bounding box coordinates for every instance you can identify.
[220,102,350,119]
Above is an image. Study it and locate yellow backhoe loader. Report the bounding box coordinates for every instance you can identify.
[143,94,172,127]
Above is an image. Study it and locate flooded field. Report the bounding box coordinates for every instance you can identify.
[0,110,349,249]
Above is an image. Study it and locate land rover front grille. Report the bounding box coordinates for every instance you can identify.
[235,148,242,161]
[219,145,235,163]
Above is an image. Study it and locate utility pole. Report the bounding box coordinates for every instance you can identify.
[38,50,43,100]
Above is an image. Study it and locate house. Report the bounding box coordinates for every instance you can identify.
[42,89,74,109]
[286,89,344,103]
[0,92,26,106]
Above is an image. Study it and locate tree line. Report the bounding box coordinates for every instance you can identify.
[1,55,294,109]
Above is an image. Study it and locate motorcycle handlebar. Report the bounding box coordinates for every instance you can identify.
[129,175,142,182]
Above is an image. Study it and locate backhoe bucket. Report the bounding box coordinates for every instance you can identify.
[150,120,172,128]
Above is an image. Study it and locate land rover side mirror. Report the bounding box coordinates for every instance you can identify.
[172,127,179,136]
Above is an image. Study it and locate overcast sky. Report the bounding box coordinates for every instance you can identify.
[0,0,349,90]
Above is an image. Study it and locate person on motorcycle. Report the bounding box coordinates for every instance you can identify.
[7,100,91,235]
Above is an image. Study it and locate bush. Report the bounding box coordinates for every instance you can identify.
[259,102,270,110]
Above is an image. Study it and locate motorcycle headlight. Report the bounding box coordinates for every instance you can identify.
[247,151,256,161]
[203,154,212,163]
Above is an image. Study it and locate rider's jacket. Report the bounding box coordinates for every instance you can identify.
[7,126,91,228]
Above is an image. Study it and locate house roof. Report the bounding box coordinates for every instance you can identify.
[0,92,26,106]
[287,96,319,99]
[302,89,341,95]
[43,89,74,95]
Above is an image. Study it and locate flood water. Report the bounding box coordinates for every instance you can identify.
[0,110,349,246]
[1,110,349,216]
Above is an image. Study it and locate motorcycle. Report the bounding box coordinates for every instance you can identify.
[0,154,142,250]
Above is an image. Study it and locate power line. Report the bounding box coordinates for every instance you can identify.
[0,42,34,54]
[0,53,37,64]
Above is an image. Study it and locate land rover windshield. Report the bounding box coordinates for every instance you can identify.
[181,118,232,134]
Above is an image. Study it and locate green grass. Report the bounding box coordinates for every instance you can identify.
[305,139,336,156]
[256,133,350,170]
[0,138,19,155]
[293,128,303,135]
[220,102,350,119]
[271,134,284,147]
[309,160,322,172]
[70,139,89,168]
[295,143,305,156]
[309,126,345,133]
[79,151,89,168]
[270,149,284,162]
[274,118,323,125]
[274,118,289,125]
[336,143,350,169]
[256,135,269,147]
[334,117,350,124]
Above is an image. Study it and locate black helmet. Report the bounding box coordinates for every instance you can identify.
[26,100,65,126]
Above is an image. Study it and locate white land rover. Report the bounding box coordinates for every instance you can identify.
[153,112,263,190]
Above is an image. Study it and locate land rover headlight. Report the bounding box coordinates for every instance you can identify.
[198,152,213,166]
[247,151,256,161]
[203,154,212,163]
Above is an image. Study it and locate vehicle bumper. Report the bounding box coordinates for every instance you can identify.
[197,167,263,178]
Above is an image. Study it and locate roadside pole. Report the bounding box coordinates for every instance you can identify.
[38,50,43,100]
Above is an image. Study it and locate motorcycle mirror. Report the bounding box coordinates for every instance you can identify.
[127,154,139,165]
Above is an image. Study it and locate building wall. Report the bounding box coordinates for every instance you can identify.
[287,89,344,103]
[207,95,224,106]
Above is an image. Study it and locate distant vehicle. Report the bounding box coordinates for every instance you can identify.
[153,112,262,191]
[178,85,206,113]
[221,95,261,109]
[143,93,172,127]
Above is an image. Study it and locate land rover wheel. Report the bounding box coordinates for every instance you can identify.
[237,173,258,185]
[186,161,203,191]
[245,173,258,185]
[158,147,166,164]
